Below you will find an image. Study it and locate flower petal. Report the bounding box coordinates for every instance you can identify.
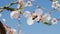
[25,1,32,7]
[43,13,50,18]
[52,1,58,9]
[27,17,34,25]
[35,8,43,16]
[10,11,20,19]
[46,15,51,21]
[51,18,58,24]
[23,11,31,18]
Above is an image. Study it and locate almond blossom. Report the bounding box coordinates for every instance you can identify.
[31,8,43,22]
[23,11,31,18]
[35,8,43,16]
[7,28,17,34]
[51,18,58,24]
[23,11,34,25]
[52,0,60,9]
[43,13,51,21]
[52,1,58,9]
[10,11,20,19]
[10,28,17,34]
[25,1,32,7]
[17,0,24,9]
[23,8,43,25]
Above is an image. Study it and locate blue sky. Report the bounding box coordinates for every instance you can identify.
[0,0,60,34]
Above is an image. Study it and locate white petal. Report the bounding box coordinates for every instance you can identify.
[51,18,58,24]
[51,20,57,24]
[52,3,58,9]
[12,29,17,34]
[25,1,32,7]
[23,11,31,18]
[46,15,51,21]
[17,0,24,8]
[52,1,58,9]
[9,28,17,34]
[35,8,43,16]
[11,29,16,32]
[43,13,49,18]
[42,13,51,21]
[27,17,34,25]
[10,11,20,19]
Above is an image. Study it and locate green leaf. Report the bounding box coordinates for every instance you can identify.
[44,22,52,26]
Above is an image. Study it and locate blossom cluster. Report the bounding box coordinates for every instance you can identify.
[51,0,60,11]
[0,0,59,26]
[9,0,59,26]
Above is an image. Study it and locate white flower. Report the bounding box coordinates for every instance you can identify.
[17,0,24,8]
[23,11,31,18]
[52,1,59,9]
[43,13,49,18]
[52,0,60,10]
[7,28,17,34]
[27,17,34,25]
[33,13,51,23]
[46,15,51,21]
[10,11,20,19]
[23,11,35,25]
[25,1,32,7]
[30,8,43,22]
[43,13,51,21]
[11,29,17,34]
[51,18,58,24]
[35,8,43,16]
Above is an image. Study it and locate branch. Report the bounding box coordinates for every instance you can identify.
[0,2,18,12]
